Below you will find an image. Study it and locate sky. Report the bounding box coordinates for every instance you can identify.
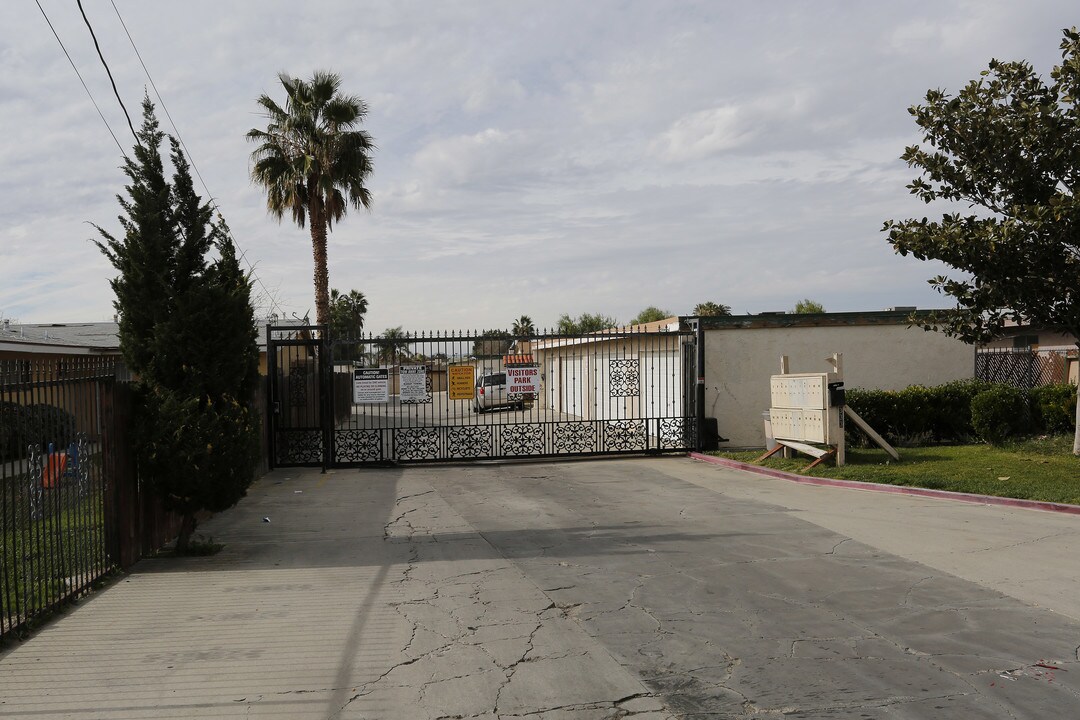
[1,1,1076,334]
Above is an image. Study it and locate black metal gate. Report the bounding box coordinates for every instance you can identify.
[267,323,700,467]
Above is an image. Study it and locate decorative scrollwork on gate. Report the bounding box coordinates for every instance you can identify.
[75,433,91,496]
[553,422,597,453]
[276,430,323,464]
[26,444,44,520]
[395,428,441,460]
[658,418,695,449]
[289,362,308,407]
[500,424,545,456]
[608,359,640,397]
[603,420,646,451]
[447,426,493,458]
[335,429,382,463]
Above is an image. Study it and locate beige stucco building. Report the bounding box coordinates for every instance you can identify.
[701,311,975,447]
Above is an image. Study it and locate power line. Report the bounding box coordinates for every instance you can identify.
[76,0,137,142]
[108,0,286,319]
[34,0,126,155]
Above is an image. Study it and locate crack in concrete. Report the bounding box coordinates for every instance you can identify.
[826,537,852,555]
[902,575,936,607]
[965,529,1077,555]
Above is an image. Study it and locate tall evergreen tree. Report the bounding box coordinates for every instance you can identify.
[96,98,260,550]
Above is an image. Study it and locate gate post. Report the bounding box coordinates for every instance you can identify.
[319,326,332,473]
[695,318,706,452]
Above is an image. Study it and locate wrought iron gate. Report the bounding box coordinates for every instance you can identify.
[267,323,700,468]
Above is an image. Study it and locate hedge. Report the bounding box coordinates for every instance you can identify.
[845,380,1076,446]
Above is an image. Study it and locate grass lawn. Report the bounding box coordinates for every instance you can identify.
[710,434,1080,505]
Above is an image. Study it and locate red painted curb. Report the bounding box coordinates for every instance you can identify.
[687,452,1080,516]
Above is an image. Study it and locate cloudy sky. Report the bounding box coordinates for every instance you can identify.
[1,1,1076,333]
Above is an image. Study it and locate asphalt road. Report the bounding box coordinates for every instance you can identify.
[428,458,1080,718]
[2,457,1078,719]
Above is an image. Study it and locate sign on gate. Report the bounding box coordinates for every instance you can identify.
[400,365,431,403]
[506,365,540,395]
[354,367,389,403]
[448,365,475,400]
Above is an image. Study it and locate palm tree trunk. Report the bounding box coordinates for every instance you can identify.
[310,208,330,327]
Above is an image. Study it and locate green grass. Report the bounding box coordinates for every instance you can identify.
[1,489,108,630]
[711,434,1080,505]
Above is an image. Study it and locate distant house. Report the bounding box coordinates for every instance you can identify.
[0,321,125,381]
[532,311,976,448]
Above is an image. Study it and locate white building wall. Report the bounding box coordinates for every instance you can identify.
[706,324,975,447]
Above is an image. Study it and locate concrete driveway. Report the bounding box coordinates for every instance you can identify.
[1,457,1079,719]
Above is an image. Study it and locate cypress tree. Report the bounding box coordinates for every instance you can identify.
[96,97,260,551]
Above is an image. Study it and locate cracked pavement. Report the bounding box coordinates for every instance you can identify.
[1,457,1079,719]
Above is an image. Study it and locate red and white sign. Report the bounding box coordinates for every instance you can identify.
[505,365,540,395]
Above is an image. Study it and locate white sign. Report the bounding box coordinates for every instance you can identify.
[400,365,431,404]
[505,365,540,395]
[354,367,389,403]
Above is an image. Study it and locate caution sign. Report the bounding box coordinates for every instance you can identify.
[354,367,389,403]
[505,365,540,395]
[448,365,475,400]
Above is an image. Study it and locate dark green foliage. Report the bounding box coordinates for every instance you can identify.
[1029,383,1078,434]
[792,299,825,314]
[845,379,989,446]
[472,329,512,358]
[882,28,1080,454]
[329,288,368,341]
[631,307,672,325]
[0,402,77,461]
[693,302,731,317]
[139,390,260,516]
[971,386,1030,444]
[556,313,619,334]
[96,98,260,550]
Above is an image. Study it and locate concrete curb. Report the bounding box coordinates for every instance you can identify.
[687,452,1080,516]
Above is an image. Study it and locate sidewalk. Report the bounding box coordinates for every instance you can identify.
[0,467,669,720]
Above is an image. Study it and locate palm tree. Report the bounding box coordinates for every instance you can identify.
[512,315,535,337]
[693,301,732,317]
[329,287,368,340]
[376,326,412,366]
[247,71,375,326]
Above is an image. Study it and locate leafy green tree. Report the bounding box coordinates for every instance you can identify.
[792,299,825,314]
[556,312,619,334]
[693,302,731,317]
[883,28,1080,454]
[472,329,512,358]
[630,306,672,324]
[512,315,535,336]
[247,71,375,327]
[96,98,260,550]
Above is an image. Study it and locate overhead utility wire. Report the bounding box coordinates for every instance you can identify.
[107,0,286,319]
[34,0,126,155]
[76,0,137,143]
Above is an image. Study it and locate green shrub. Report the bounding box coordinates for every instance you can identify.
[1029,383,1077,434]
[845,379,990,446]
[971,386,1029,444]
[0,402,77,461]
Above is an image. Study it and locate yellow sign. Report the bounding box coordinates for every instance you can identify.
[448,365,475,400]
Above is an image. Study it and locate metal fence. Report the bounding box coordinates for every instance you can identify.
[1,357,115,640]
[267,324,700,467]
[975,348,1073,389]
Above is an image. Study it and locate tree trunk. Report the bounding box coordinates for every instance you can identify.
[310,205,330,328]
[176,512,196,554]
